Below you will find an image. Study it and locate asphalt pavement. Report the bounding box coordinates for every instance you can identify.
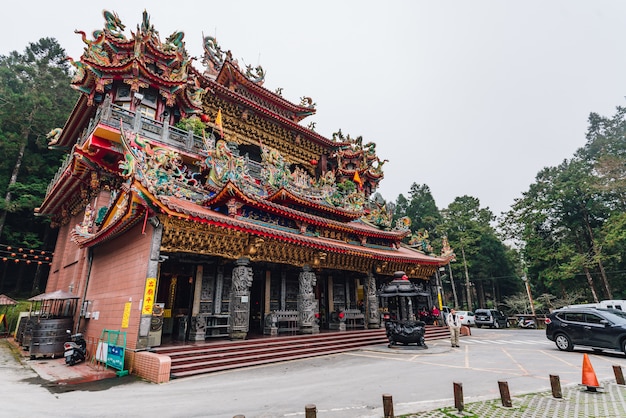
[3,328,626,417]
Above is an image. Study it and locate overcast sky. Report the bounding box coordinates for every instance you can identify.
[3,1,626,218]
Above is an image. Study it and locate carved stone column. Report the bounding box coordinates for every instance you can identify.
[229,258,253,340]
[189,265,207,341]
[366,272,380,329]
[298,265,319,334]
[214,266,224,314]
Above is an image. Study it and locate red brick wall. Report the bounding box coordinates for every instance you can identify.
[129,351,171,383]
[81,222,153,350]
[45,214,88,295]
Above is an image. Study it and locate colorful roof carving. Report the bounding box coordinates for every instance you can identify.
[37,9,454,275]
[68,10,204,113]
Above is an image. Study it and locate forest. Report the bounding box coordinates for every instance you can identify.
[0,38,624,316]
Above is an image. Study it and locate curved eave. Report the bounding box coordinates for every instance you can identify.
[37,156,90,216]
[199,71,349,150]
[212,62,316,117]
[82,59,134,76]
[39,133,123,217]
[204,182,402,239]
[73,191,146,248]
[266,187,362,221]
[102,33,134,50]
[158,194,445,265]
[143,39,183,61]
[53,95,95,149]
[83,58,185,90]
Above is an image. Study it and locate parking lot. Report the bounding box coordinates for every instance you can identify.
[4,327,626,417]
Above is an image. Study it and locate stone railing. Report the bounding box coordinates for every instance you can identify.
[263,310,299,335]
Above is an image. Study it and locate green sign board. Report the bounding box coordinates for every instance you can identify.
[100,329,127,373]
[107,343,124,370]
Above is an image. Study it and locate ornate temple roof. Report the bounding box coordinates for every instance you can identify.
[37,9,454,277]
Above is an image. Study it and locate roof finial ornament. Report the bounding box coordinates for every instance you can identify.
[300,96,316,109]
[244,64,265,85]
[102,10,126,40]
[202,34,224,76]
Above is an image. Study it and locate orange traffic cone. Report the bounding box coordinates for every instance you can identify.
[581,353,601,391]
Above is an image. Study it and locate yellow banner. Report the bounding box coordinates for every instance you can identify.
[121,302,132,328]
[142,277,157,315]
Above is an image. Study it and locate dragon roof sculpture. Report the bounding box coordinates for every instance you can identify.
[68,9,204,112]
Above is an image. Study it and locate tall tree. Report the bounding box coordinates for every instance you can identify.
[441,196,517,310]
[502,105,626,302]
[393,183,441,237]
[0,38,77,244]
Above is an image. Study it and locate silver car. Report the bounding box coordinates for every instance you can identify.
[456,310,475,326]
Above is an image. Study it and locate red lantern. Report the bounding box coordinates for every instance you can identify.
[200,114,210,123]
[310,159,318,166]
[338,312,345,319]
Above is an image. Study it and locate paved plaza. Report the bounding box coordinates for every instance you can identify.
[3,328,626,417]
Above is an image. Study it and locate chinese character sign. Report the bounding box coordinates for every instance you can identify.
[142,277,157,315]
[121,302,132,328]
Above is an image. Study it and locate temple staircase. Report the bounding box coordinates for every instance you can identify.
[154,325,450,379]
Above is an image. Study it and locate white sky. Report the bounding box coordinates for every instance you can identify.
[3,1,626,217]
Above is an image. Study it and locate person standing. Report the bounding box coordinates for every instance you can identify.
[447,308,461,347]
[431,305,440,326]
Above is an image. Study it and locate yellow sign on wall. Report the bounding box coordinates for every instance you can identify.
[121,302,132,328]
[142,277,157,315]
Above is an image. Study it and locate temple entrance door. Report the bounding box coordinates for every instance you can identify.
[156,262,195,342]
[248,269,264,334]
[316,272,328,329]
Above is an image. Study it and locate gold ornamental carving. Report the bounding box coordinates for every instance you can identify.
[160,215,437,278]
[203,97,322,175]
[159,216,249,258]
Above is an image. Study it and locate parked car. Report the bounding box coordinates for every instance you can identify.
[545,307,626,354]
[474,309,508,328]
[456,310,475,326]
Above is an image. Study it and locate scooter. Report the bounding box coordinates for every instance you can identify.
[64,330,87,366]
[517,317,537,329]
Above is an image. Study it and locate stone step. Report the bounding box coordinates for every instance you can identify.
[153,326,451,379]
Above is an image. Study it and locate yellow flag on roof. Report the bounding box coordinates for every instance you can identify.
[215,109,224,138]
[353,170,362,187]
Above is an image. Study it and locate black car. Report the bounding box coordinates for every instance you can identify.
[474,309,508,328]
[545,307,626,354]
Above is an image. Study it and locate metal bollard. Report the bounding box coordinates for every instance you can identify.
[613,365,626,385]
[550,374,562,398]
[382,393,394,418]
[453,382,464,413]
[498,380,512,407]
[305,404,317,418]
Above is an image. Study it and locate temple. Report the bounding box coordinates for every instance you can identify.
[36,10,453,380]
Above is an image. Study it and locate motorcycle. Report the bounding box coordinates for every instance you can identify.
[517,317,537,329]
[64,330,87,366]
